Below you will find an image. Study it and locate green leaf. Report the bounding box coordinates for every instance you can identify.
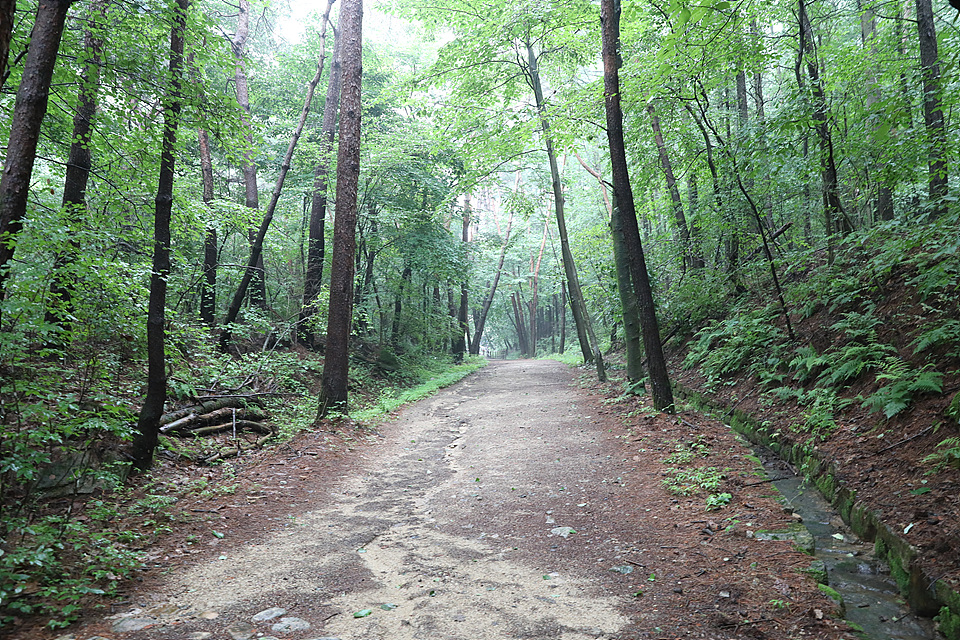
[354,609,373,618]
[874,121,892,142]
[883,399,909,419]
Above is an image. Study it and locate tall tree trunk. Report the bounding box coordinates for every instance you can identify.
[232,0,267,309]
[219,0,335,351]
[559,286,566,354]
[526,219,548,358]
[469,211,512,355]
[895,2,914,130]
[647,101,696,270]
[0,0,14,90]
[524,40,593,364]
[131,0,189,470]
[511,290,529,356]
[914,0,947,217]
[798,0,850,251]
[198,127,218,324]
[859,0,894,223]
[0,0,73,308]
[610,192,644,382]
[391,265,411,349]
[574,153,644,381]
[301,25,343,344]
[453,198,470,362]
[317,0,362,418]
[751,21,775,231]
[47,0,105,331]
[601,0,673,411]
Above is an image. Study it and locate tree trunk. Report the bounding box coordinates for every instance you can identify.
[198,127,217,324]
[798,0,850,249]
[46,0,105,331]
[524,40,593,364]
[0,0,14,90]
[232,0,267,309]
[610,192,644,382]
[301,25,343,345]
[601,0,673,411]
[219,0,335,351]
[858,0,894,223]
[469,209,512,355]
[526,219,548,358]
[131,0,189,471]
[574,153,644,381]
[0,0,73,306]
[559,286,566,354]
[511,291,529,356]
[914,0,947,217]
[391,265,411,349]
[453,199,470,362]
[317,0,363,418]
[647,101,696,271]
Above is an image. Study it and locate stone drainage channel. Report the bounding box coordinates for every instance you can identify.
[757,448,936,639]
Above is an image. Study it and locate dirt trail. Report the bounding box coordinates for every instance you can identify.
[74,360,854,640]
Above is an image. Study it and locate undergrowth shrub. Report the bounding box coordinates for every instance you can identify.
[683,306,787,389]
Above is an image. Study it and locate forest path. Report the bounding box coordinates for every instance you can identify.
[84,359,852,640]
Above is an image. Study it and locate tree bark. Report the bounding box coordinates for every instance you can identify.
[610,192,644,382]
[219,0,335,351]
[301,24,344,344]
[469,209,512,355]
[524,40,593,364]
[526,219,548,358]
[0,0,73,306]
[798,0,850,248]
[914,0,947,217]
[199,127,218,324]
[232,0,267,309]
[131,0,189,471]
[0,0,14,90]
[646,101,697,271]
[47,0,105,330]
[510,290,529,356]
[574,153,643,381]
[858,0,894,223]
[391,265,411,349]
[317,0,362,418]
[453,198,470,362]
[601,0,673,411]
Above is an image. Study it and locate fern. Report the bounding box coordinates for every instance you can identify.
[924,437,960,474]
[789,345,827,382]
[911,320,960,355]
[862,361,944,419]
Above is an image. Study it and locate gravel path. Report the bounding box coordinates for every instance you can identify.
[75,360,852,640]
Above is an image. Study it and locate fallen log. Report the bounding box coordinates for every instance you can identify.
[202,433,274,464]
[190,420,273,437]
[161,407,266,434]
[160,397,262,425]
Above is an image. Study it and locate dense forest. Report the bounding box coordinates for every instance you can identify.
[1,0,959,630]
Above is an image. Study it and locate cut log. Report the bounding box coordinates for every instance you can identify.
[189,420,273,437]
[162,407,266,434]
[201,433,273,464]
[159,397,262,425]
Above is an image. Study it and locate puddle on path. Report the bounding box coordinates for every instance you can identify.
[758,450,937,639]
